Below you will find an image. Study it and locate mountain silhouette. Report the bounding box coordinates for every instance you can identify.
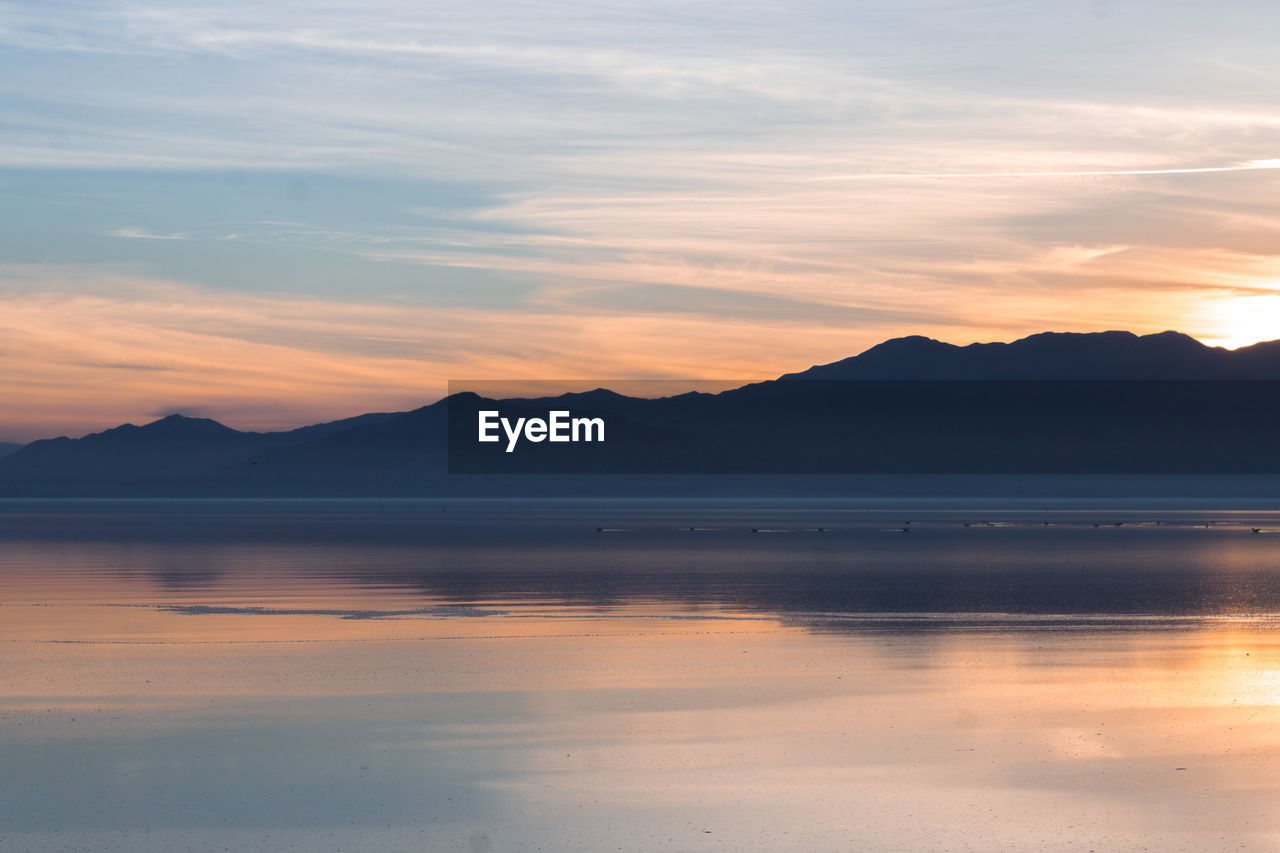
[217,404,449,492]
[3,330,1280,496]
[0,411,399,493]
[783,330,1280,380]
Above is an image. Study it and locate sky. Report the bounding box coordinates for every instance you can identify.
[3,0,1280,440]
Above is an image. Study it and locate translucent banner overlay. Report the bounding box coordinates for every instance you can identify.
[446,380,1280,474]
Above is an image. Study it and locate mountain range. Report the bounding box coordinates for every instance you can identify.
[782,330,1280,379]
[4,330,1280,496]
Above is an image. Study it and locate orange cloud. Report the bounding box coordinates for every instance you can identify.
[3,255,1269,443]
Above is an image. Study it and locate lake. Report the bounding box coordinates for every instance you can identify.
[4,500,1280,851]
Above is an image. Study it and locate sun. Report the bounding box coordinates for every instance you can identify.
[1200,293,1280,349]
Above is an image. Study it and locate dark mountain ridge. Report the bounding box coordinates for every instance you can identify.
[783,330,1280,380]
[3,330,1280,496]
[0,411,399,489]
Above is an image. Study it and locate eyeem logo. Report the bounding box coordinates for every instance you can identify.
[478,410,605,453]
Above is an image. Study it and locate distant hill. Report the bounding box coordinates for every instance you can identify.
[0,411,400,495]
[0,442,21,460]
[4,330,1280,496]
[782,331,1280,380]
[217,404,448,493]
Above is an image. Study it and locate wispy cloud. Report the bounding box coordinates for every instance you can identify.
[107,227,188,240]
[813,159,1280,181]
[4,0,1280,434]
[0,261,1257,441]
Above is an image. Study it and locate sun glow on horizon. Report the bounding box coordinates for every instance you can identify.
[1199,293,1280,350]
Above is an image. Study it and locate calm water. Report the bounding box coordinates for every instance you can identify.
[4,500,1280,851]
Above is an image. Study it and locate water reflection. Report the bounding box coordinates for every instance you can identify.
[4,503,1280,851]
[4,502,1280,624]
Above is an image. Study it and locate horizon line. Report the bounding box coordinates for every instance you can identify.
[3,327,1279,445]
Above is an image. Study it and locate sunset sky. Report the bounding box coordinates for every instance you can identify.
[3,0,1280,440]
